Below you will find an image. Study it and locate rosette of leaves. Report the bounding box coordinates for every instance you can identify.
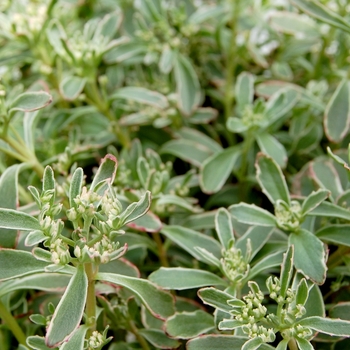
[199,72,299,194]
[229,152,334,285]
[147,207,285,340]
[0,155,175,349]
[189,246,350,350]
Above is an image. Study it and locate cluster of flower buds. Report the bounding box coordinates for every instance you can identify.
[221,240,251,284]
[274,200,302,231]
[74,236,123,264]
[49,238,71,265]
[86,327,112,350]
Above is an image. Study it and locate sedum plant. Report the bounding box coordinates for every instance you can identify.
[1,0,350,349]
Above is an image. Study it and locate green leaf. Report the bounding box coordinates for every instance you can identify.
[226,117,249,133]
[160,225,222,261]
[329,302,350,320]
[269,11,320,38]
[27,336,54,350]
[301,189,330,215]
[138,329,181,349]
[198,287,234,313]
[160,139,214,167]
[296,278,309,306]
[265,88,299,126]
[0,272,69,297]
[280,246,294,298]
[236,226,275,260]
[242,337,264,350]
[69,168,84,208]
[174,53,200,115]
[316,225,350,246]
[60,76,86,101]
[46,265,88,347]
[0,208,40,231]
[128,210,162,233]
[291,0,350,34]
[229,203,277,226]
[159,46,175,74]
[9,91,52,113]
[25,230,46,246]
[200,146,241,194]
[110,87,168,109]
[310,160,343,201]
[298,316,350,336]
[43,166,55,192]
[165,310,214,339]
[215,208,234,250]
[187,335,248,350]
[324,80,350,143]
[119,191,151,226]
[256,152,290,205]
[289,229,327,284]
[0,250,49,281]
[94,10,122,42]
[103,41,148,63]
[194,247,221,267]
[0,164,22,248]
[189,107,218,124]
[24,110,41,151]
[149,267,226,290]
[60,326,88,350]
[295,338,313,350]
[175,127,222,153]
[310,201,350,221]
[256,133,287,169]
[90,154,118,192]
[248,250,285,280]
[95,273,175,319]
[235,72,255,113]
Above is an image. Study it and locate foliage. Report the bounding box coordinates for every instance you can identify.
[0,0,350,349]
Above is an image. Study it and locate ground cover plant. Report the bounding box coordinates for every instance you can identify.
[1,0,350,349]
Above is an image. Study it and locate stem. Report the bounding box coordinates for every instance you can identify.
[84,263,97,337]
[0,299,27,347]
[128,318,151,350]
[153,232,169,267]
[288,338,298,350]
[84,81,130,148]
[224,0,241,122]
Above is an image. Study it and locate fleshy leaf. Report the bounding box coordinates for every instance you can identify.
[187,335,249,350]
[200,146,241,194]
[289,229,327,284]
[198,287,234,313]
[301,189,330,215]
[149,267,227,290]
[110,87,168,109]
[60,325,88,350]
[9,91,52,113]
[291,0,350,34]
[160,225,222,261]
[60,76,86,101]
[46,265,88,347]
[215,208,234,250]
[229,203,276,226]
[69,168,84,208]
[0,249,49,281]
[0,164,22,248]
[280,246,294,299]
[174,53,200,115]
[235,72,255,113]
[95,273,175,319]
[165,310,214,339]
[256,133,287,169]
[298,316,350,336]
[138,329,181,349]
[256,152,290,205]
[316,225,350,246]
[90,154,117,192]
[0,209,40,231]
